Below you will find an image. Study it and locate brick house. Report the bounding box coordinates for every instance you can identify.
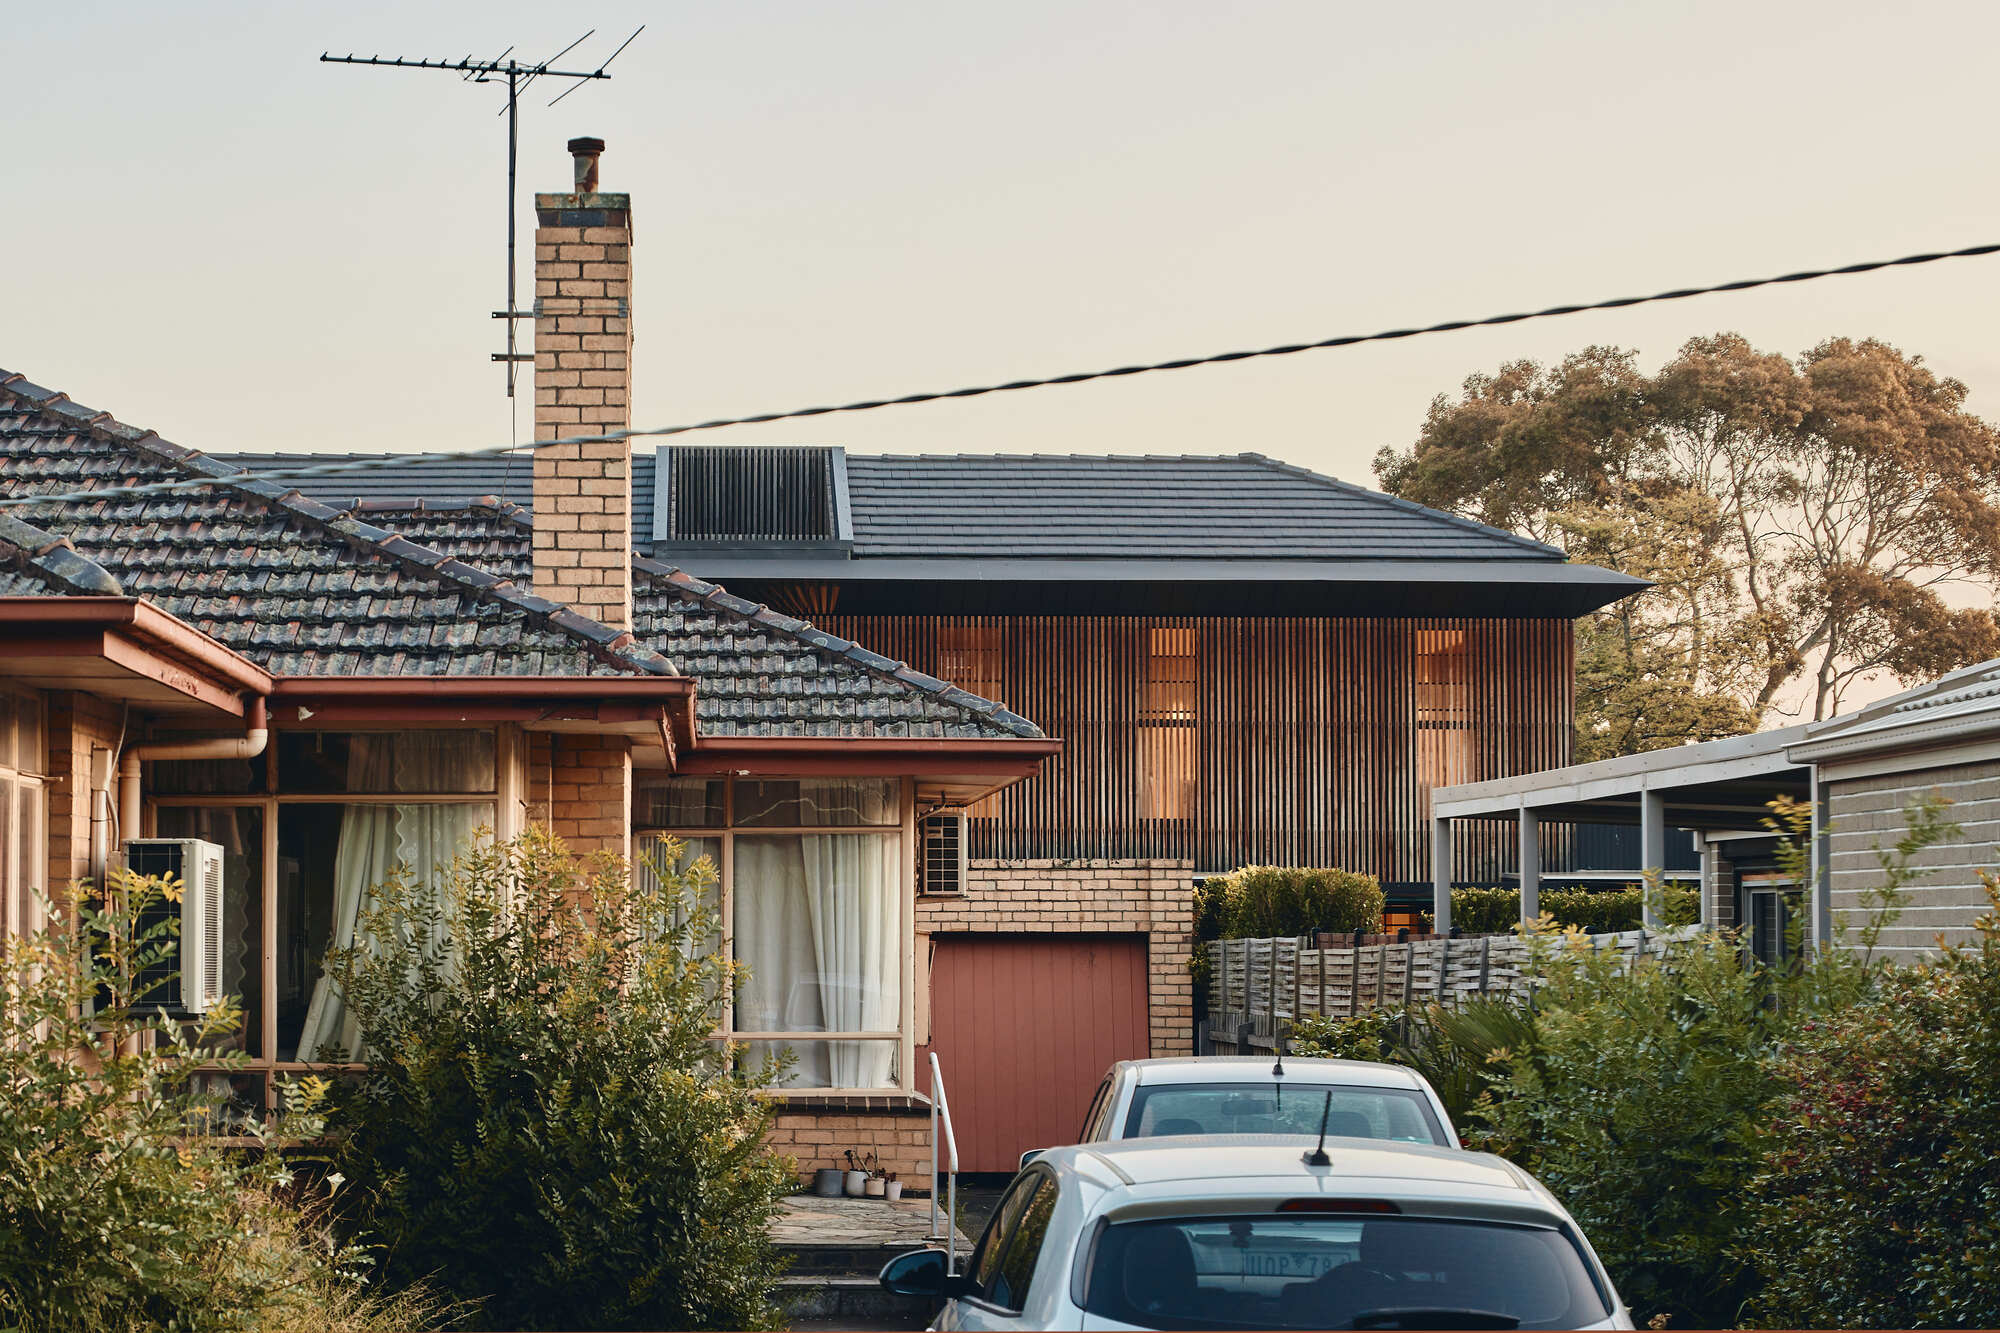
[211,136,1644,1174]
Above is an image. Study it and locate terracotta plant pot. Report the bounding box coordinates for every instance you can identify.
[864,1177,887,1198]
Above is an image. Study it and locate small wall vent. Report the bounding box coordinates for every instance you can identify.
[661,445,849,545]
[920,809,969,897]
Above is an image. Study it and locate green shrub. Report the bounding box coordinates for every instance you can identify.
[1428,884,1699,935]
[1292,997,1535,1131]
[1211,865,1385,938]
[1741,875,2000,1329]
[325,827,794,1332]
[0,871,423,1333]
[1289,1010,1398,1062]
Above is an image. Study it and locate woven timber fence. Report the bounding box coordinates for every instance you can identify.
[1201,927,1699,1054]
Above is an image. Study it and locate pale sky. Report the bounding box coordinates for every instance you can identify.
[9,0,2000,492]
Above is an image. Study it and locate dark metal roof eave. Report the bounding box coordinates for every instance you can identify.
[645,552,1648,589]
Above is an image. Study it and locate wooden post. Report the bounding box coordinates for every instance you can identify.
[1317,947,1328,1019]
[1478,935,1492,993]
[1437,935,1451,1004]
[1376,943,1389,1008]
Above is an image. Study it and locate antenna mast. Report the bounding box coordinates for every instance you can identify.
[320,28,644,399]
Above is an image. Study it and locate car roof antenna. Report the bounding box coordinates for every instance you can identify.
[1303,1089,1333,1167]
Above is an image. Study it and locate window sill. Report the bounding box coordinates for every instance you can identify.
[761,1091,933,1115]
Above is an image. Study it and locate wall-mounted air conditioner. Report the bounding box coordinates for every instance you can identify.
[920,809,969,897]
[121,838,226,1014]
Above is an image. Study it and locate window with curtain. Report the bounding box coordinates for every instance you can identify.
[279,732,495,1061]
[634,775,905,1091]
[0,691,46,944]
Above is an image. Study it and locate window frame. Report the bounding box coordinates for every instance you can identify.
[635,773,917,1095]
[150,723,525,1119]
[0,688,48,943]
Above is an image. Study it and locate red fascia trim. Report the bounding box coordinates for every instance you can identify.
[0,596,273,697]
[267,677,694,700]
[675,736,1062,778]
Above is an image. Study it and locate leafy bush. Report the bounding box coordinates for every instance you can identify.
[1430,884,1699,934]
[325,827,795,1332]
[0,871,425,1333]
[1474,927,1792,1328]
[1292,997,1535,1130]
[1209,865,1385,938]
[1741,874,2000,1328]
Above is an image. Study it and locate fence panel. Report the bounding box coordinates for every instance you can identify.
[1202,926,1701,1052]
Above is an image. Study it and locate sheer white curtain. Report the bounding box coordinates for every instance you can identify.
[733,830,900,1089]
[801,833,899,1087]
[297,735,490,1062]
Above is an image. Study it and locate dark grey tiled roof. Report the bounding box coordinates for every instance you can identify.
[0,374,675,678]
[0,511,124,596]
[336,500,1041,740]
[839,453,1562,561]
[212,448,1561,564]
[225,451,659,549]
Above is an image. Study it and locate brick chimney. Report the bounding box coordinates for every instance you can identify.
[532,136,633,628]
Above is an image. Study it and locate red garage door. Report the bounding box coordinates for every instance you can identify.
[925,933,1151,1173]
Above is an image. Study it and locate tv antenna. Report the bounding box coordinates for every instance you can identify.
[320,27,644,402]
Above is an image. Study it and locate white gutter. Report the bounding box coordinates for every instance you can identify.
[117,696,269,836]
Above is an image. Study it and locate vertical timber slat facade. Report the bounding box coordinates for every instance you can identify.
[820,614,1572,889]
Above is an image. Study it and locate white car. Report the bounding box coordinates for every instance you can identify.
[1023,1056,1459,1168]
[882,1136,1632,1330]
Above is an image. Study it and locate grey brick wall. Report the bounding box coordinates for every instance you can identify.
[1826,759,2000,961]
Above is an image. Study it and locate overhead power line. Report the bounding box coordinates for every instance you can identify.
[4,238,1998,511]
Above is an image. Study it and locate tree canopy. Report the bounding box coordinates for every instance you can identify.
[1377,335,2000,756]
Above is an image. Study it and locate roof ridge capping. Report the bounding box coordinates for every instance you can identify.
[1234,453,1567,559]
[0,511,125,596]
[0,371,674,677]
[630,554,1043,739]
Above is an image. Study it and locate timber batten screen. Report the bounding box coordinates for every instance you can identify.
[818,616,1572,886]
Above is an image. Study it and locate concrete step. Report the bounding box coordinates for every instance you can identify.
[778,1275,937,1327]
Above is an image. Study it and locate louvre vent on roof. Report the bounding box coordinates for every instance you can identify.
[667,446,841,542]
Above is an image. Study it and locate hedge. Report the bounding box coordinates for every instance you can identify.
[1197,865,1386,940]
[1430,884,1699,934]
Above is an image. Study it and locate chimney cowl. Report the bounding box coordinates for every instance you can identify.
[567,136,605,193]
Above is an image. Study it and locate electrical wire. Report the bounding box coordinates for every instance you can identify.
[4,238,1997,511]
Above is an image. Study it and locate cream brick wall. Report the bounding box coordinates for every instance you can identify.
[532,190,633,629]
[526,732,631,863]
[917,858,1196,1058]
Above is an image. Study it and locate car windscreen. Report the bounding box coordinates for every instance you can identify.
[1122,1082,1448,1146]
[1078,1213,1613,1330]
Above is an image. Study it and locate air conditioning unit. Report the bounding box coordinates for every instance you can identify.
[121,838,226,1014]
[920,809,968,897]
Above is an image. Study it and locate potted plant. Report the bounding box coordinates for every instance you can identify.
[842,1149,868,1198]
[861,1151,887,1197]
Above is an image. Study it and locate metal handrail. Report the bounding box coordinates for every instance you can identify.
[928,1050,961,1274]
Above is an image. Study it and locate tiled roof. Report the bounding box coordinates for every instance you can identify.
[0,511,124,596]
[213,447,1562,564]
[838,453,1565,561]
[0,374,675,678]
[332,499,1041,740]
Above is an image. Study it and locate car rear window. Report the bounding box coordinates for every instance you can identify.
[1123,1082,1448,1146]
[1078,1214,1613,1330]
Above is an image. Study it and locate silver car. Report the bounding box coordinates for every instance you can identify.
[1023,1056,1460,1169]
[881,1137,1632,1330]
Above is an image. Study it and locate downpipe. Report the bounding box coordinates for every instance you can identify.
[117,696,269,837]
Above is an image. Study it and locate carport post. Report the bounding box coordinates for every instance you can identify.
[1517,805,1540,928]
[1640,789,1666,929]
[1431,816,1453,935]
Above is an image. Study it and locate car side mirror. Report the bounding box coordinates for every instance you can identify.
[879,1247,972,1299]
[1018,1148,1045,1170]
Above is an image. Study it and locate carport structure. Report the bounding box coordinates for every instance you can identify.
[1429,725,1824,941]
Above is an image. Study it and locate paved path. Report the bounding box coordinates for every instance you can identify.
[772,1193,969,1250]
